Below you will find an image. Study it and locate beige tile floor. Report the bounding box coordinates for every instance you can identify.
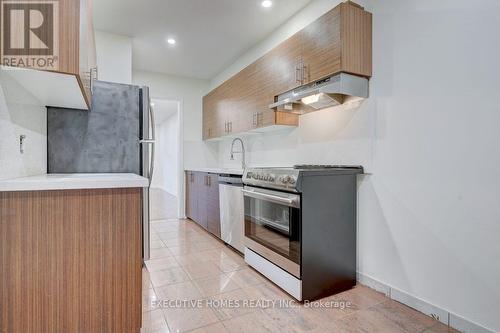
[142,219,457,333]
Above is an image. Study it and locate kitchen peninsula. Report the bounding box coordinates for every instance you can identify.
[0,173,148,333]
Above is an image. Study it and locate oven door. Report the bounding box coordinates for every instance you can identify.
[243,186,301,278]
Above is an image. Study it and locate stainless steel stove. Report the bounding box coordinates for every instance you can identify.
[242,164,363,301]
[243,165,363,192]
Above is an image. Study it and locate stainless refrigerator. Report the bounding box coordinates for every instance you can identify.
[47,80,155,261]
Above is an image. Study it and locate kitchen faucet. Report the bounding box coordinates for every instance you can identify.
[230,137,246,170]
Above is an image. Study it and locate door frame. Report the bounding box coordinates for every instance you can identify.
[150,97,184,219]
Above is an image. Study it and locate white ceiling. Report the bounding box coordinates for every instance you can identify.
[93,0,312,79]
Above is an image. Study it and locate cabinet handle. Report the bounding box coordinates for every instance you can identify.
[224,122,227,133]
[302,62,308,84]
[230,122,233,133]
[207,176,211,187]
[92,66,98,81]
[253,113,257,127]
[87,67,98,93]
[295,60,301,84]
[299,59,304,84]
[83,71,91,89]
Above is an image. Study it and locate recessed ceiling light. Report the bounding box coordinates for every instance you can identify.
[167,38,176,45]
[261,0,272,8]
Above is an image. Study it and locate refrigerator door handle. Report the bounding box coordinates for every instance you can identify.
[140,101,156,186]
[148,103,156,186]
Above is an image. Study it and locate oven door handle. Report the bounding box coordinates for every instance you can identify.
[242,189,300,208]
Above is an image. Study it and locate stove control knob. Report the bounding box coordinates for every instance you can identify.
[288,176,296,185]
[281,176,291,184]
[252,174,258,179]
[268,175,275,182]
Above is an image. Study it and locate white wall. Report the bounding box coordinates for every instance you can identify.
[95,31,132,84]
[0,72,47,180]
[151,113,178,196]
[132,70,216,169]
[213,0,500,331]
[132,70,215,217]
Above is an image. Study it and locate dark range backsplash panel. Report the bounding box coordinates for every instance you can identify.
[47,81,141,174]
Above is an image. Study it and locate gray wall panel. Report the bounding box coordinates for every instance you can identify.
[47,81,141,174]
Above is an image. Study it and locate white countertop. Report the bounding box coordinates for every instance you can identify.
[185,168,244,175]
[0,173,149,192]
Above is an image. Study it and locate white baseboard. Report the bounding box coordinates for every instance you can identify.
[449,313,496,333]
[390,287,448,326]
[357,272,495,333]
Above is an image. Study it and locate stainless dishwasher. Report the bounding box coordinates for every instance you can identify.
[218,174,245,253]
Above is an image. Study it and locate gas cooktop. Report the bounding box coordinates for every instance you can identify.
[243,165,364,192]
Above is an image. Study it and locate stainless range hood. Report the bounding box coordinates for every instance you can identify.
[269,72,368,114]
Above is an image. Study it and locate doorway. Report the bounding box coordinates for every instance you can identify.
[149,98,182,221]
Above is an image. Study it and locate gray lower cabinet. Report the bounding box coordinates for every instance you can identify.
[206,173,221,238]
[185,171,199,222]
[185,171,220,238]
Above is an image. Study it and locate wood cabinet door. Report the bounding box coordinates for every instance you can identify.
[206,174,221,238]
[300,5,342,84]
[301,2,372,82]
[204,80,234,138]
[202,95,215,140]
[338,2,372,77]
[265,33,303,96]
[203,88,227,139]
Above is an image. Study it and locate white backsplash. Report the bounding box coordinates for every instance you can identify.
[0,71,47,180]
[217,99,375,171]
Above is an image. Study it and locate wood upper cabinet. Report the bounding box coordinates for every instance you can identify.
[202,53,299,139]
[203,80,234,140]
[0,0,97,109]
[300,1,372,83]
[202,1,371,140]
